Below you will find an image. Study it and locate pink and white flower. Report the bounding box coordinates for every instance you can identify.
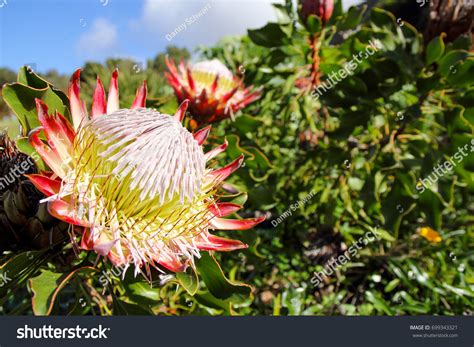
[165,58,261,126]
[27,69,264,273]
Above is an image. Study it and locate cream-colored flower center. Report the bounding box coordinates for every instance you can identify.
[191,59,236,97]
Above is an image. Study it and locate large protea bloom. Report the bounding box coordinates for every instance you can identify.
[27,69,264,273]
[165,58,261,126]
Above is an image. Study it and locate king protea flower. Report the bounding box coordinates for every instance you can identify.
[165,58,261,126]
[26,69,264,273]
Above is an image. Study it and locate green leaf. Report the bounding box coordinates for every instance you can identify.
[417,74,441,94]
[306,15,321,34]
[381,183,413,238]
[248,23,287,48]
[370,8,396,28]
[157,97,178,115]
[375,227,396,242]
[443,283,474,298]
[112,298,153,315]
[384,279,400,292]
[365,291,394,315]
[17,66,50,89]
[268,49,288,66]
[29,267,97,315]
[348,177,364,191]
[218,192,249,207]
[339,76,368,96]
[29,270,63,315]
[196,252,251,303]
[225,134,272,181]
[338,5,366,31]
[0,250,47,299]
[245,146,272,171]
[193,291,232,314]
[16,66,70,120]
[229,192,248,206]
[2,83,70,136]
[126,282,161,302]
[272,4,292,24]
[234,115,263,134]
[176,268,199,296]
[418,189,443,231]
[15,137,47,171]
[425,35,445,65]
[330,0,344,22]
[438,50,469,77]
[282,288,305,315]
[446,58,474,87]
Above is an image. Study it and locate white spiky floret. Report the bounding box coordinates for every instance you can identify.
[191,59,234,80]
[91,108,206,203]
[190,59,236,96]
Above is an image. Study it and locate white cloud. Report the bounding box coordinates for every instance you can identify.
[129,0,365,49]
[129,0,277,48]
[343,0,364,10]
[76,18,119,59]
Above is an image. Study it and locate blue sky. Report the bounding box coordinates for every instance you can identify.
[0,0,361,75]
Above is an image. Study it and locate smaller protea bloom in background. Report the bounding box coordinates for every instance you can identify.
[300,0,334,26]
[165,58,261,126]
[417,227,442,243]
[27,69,264,274]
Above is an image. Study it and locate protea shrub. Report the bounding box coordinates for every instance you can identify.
[165,58,261,127]
[27,69,265,274]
